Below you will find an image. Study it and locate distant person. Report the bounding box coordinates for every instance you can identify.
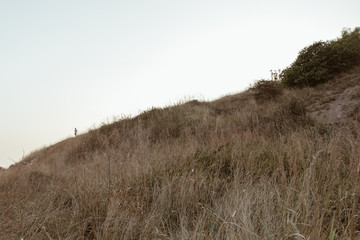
[74,128,78,136]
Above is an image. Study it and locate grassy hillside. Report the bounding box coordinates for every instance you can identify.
[1,65,360,239]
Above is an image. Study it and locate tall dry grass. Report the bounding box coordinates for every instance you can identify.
[0,86,359,239]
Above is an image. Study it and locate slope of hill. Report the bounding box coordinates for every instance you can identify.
[1,67,360,239]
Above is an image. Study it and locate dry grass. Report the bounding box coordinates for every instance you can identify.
[1,80,360,239]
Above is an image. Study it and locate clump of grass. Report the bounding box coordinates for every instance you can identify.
[252,79,284,103]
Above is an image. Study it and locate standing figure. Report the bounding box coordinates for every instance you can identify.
[74,128,78,136]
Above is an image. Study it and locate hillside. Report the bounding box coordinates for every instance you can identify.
[1,66,359,239]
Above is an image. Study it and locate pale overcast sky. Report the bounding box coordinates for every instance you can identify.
[1,0,359,168]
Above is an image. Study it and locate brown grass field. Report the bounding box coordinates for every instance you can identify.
[1,67,360,239]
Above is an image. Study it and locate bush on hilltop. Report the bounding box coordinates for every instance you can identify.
[281,27,360,87]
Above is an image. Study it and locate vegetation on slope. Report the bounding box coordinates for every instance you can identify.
[1,30,360,239]
[1,76,360,239]
[281,27,360,87]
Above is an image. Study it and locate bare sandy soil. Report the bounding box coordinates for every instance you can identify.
[307,66,360,125]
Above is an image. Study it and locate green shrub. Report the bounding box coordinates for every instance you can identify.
[281,27,360,87]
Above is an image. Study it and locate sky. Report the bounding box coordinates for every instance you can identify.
[1,0,359,168]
